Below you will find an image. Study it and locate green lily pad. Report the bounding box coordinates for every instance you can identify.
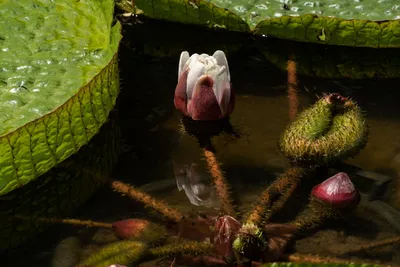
[0,0,122,196]
[117,0,400,47]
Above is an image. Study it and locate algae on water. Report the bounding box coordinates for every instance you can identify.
[0,0,116,135]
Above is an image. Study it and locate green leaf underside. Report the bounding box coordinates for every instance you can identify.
[133,0,250,32]
[127,0,400,47]
[0,0,122,196]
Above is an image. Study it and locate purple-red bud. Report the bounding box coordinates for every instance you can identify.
[111,219,150,240]
[311,172,360,209]
[211,215,242,260]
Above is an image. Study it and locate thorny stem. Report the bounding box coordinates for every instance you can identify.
[335,236,400,255]
[15,215,112,229]
[172,255,227,266]
[263,177,300,222]
[281,253,398,266]
[287,58,299,121]
[147,240,213,258]
[291,199,338,232]
[202,147,236,216]
[282,253,374,264]
[246,167,305,226]
[395,172,400,210]
[232,168,307,261]
[110,180,183,223]
[269,200,339,254]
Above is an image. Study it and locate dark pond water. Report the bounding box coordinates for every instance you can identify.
[4,17,400,267]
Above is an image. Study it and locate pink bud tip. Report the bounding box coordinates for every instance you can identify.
[311,172,360,208]
[112,219,149,240]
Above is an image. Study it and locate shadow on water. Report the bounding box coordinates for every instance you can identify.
[5,17,400,266]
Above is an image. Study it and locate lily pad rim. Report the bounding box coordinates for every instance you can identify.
[253,14,398,30]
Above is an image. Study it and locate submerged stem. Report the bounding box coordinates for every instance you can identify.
[282,253,358,264]
[110,180,183,223]
[282,253,395,266]
[335,236,400,255]
[15,215,112,229]
[246,166,306,226]
[263,177,300,222]
[147,240,213,260]
[232,167,309,261]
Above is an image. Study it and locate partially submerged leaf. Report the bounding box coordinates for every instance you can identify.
[117,0,400,47]
[256,38,400,79]
[254,14,400,48]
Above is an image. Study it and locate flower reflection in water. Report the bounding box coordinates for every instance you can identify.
[174,162,220,210]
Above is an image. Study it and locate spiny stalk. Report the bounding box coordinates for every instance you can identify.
[232,167,309,261]
[281,253,387,265]
[147,240,213,258]
[291,198,340,232]
[16,215,167,244]
[334,236,400,255]
[15,215,112,229]
[287,58,299,121]
[110,180,183,222]
[263,175,300,222]
[202,147,236,216]
[246,167,305,226]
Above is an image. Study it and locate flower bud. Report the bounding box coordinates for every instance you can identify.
[174,50,234,121]
[311,172,360,209]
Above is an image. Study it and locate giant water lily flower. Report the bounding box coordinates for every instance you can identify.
[174,50,234,121]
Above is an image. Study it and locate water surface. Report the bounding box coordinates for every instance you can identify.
[6,18,400,267]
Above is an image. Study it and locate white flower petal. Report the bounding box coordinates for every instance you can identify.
[178,51,190,81]
[212,68,230,115]
[213,50,230,81]
[186,58,205,99]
